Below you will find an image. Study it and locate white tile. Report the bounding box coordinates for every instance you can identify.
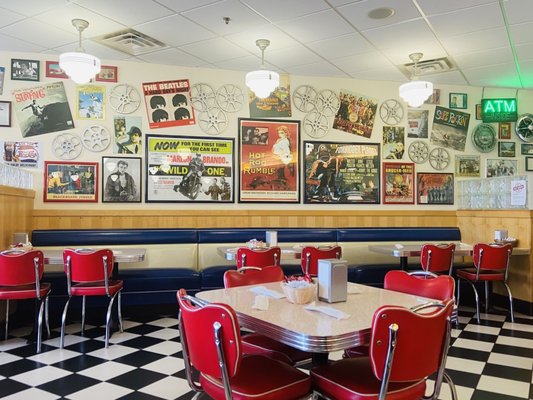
[11,366,72,386]
[451,337,494,352]
[66,382,132,400]
[503,321,533,333]
[141,356,184,375]
[45,335,90,348]
[477,375,531,398]
[146,328,180,340]
[78,361,136,381]
[2,387,60,400]
[147,317,179,328]
[143,341,182,356]
[479,313,507,322]
[496,335,533,349]
[27,349,80,365]
[0,352,22,365]
[426,380,475,400]
[463,324,501,335]
[0,338,32,351]
[87,344,138,360]
[488,352,533,370]
[445,356,485,374]
[104,331,140,344]
[138,376,191,400]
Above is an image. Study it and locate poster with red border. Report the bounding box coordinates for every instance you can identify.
[382,162,415,204]
[142,79,195,129]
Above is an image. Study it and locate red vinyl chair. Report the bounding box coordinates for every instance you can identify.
[456,242,514,323]
[236,246,281,269]
[0,249,51,353]
[301,245,342,276]
[223,266,311,365]
[177,289,311,400]
[60,248,123,348]
[344,270,455,359]
[420,243,456,275]
[312,299,456,400]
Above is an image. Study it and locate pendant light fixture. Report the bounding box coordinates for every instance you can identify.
[246,39,280,99]
[59,19,101,84]
[399,52,433,108]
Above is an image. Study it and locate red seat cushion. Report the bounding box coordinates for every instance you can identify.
[242,333,311,365]
[457,268,505,281]
[0,282,51,300]
[70,280,123,296]
[311,357,425,400]
[200,354,311,400]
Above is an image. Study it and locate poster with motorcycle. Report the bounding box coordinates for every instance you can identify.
[12,81,74,137]
[382,162,415,204]
[145,134,234,203]
[238,118,300,203]
[303,141,380,204]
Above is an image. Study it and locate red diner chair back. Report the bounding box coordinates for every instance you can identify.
[224,265,285,288]
[236,246,281,269]
[301,245,342,276]
[177,289,311,400]
[456,242,513,323]
[222,266,311,365]
[420,243,456,275]
[60,248,124,348]
[0,249,51,353]
[312,300,455,400]
[384,270,455,301]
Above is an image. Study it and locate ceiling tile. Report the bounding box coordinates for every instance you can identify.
[462,63,521,87]
[417,0,498,16]
[515,43,533,62]
[241,0,328,23]
[518,59,533,88]
[350,65,407,82]
[502,0,533,25]
[306,33,374,60]
[362,19,434,52]
[135,14,216,47]
[0,33,47,53]
[137,47,207,66]
[425,70,469,86]
[509,22,533,45]
[288,61,347,77]
[1,0,65,16]
[332,50,393,74]
[215,55,267,71]
[182,0,269,35]
[0,19,77,49]
[439,27,509,55]
[382,38,447,65]
[178,37,250,63]
[338,0,422,31]
[155,0,223,13]
[328,0,364,6]
[276,10,354,43]
[224,24,300,53]
[0,7,26,27]
[266,45,323,69]
[454,46,514,70]
[53,41,134,61]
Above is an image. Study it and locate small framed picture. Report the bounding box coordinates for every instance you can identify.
[449,93,467,109]
[424,89,440,105]
[417,173,454,205]
[498,141,516,157]
[0,101,11,127]
[95,65,118,83]
[486,159,517,177]
[44,161,98,202]
[11,58,39,82]
[498,122,512,139]
[45,61,68,79]
[526,157,533,172]
[521,143,533,155]
[102,156,141,203]
[476,104,482,120]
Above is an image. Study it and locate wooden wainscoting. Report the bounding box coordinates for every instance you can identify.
[0,186,35,250]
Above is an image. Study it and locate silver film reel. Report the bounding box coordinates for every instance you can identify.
[82,125,111,152]
[216,84,244,113]
[190,83,216,112]
[303,110,329,138]
[292,85,318,113]
[52,133,83,160]
[315,89,340,117]
[109,84,141,114]
[408,140,429,164]
[198,107,228,135]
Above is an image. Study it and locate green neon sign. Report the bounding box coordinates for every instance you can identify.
[481,98,517,122]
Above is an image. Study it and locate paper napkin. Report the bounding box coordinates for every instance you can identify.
[304,302,350,320]
[249,286,285,299]
[252,295,269,310]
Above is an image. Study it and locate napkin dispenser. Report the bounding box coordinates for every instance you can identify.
[494,229,508,242]
[318,259,347,303]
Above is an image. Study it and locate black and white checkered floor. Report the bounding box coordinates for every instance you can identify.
[0,306,531,400]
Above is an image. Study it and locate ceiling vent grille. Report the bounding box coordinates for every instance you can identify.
[94,28,167,56]
[399,57,456,78]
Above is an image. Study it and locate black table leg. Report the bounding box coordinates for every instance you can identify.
[400,256,408,270]
[312,352,329,366]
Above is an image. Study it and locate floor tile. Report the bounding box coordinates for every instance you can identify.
[77,361,136,381]
[10,365,72,386]
[65,381,133,400]
[476,375,531,398]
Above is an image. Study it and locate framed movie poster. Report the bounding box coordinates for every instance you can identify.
[44,161,98,202]
[96,65,118,83]
[382,162,414,204]
[486,159,517,177]
[77,85,105,120]
[498,122,512,139]
[146,135,234,203]
[498,141,516,157]
[239,118,300,203]
[455,155,480,177]
[0,101,11,127]
[102,157,141,203]
[417,173,454,205]
[303,141,380,204]
[11,59,39,82]
[45,61,68,79]
[449,92,467,109]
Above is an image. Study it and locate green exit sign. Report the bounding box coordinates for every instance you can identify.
[481,98,517,122]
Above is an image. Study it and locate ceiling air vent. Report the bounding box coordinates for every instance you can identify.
[94,28,167,56]
[398,57,456,79]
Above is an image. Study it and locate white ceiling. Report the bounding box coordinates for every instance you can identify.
[0,0,532,89]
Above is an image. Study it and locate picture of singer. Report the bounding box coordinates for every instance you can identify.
[104,159,140,202]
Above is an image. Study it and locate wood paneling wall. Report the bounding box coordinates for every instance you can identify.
[0,186,34,250]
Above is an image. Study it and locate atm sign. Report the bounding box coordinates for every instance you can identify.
[481,98,517,122]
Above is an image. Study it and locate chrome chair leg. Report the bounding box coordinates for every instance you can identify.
[4,300,8,340]
[81,296,86,334]
[105,292,119,348]
[37,298,45,353]
[45,296,50,337]
[484,281,490,313]
[117,291,123,333]
[443,371,458,400]
[456,279,461,308]
[467,281,481,323]
[60,298,72,348]
[503,282,515,323]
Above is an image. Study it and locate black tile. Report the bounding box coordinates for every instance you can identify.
[108,368,168,390]
[36,373,100,397]
[458,330,499,343]
[482,363,532,382]
[0,359,46,377]
[118,392,168,400]
[51,354,104,373]
[447,346,490,362]
[492,343,533,359]
[64,338,108,353]
[5,342,55,358]
[114,350,164,367]
[444,369,481,389]
[471,390,527,400]
[119,336,165,349]
[124,324,162,336]
[499,328,533,340]
[0,379,32,397]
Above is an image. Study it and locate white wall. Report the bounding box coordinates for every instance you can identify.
[1,50,532,210]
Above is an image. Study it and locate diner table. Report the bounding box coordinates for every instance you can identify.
[196,281,433,355]
[42,248,146,265]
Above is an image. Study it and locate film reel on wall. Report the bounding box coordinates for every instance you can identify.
[109,84,141,114]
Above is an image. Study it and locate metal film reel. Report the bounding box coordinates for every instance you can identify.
[82,125,111,152]
[292,85,318,112]
[303,110,329,138]
[408,140,429,164]
[190,83,216,112]
[429,147,450,170]
[198,107,228,135]
[52,133,82,160]
[379,99,404,125]
[515,113,533,142]
[109,84,141,114]
[315,89,340,117]
[216,84,244,113]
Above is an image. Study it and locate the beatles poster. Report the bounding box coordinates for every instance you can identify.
[304,141,380,204]
[248,74,291,118]
[44,161,98,202]
[142,79,195,129]
[145,135,234,203]
[431,106,470,151]
[382,162,415,204]
[333,90,378,138]
[238,118,300,203]
[12,82,74,137]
